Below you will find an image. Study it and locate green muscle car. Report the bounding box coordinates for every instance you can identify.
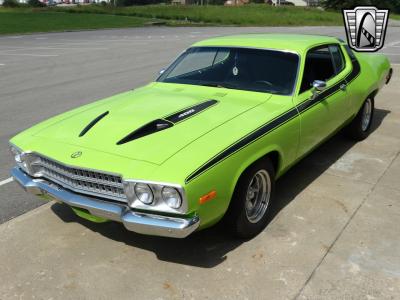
[10,34,392,238]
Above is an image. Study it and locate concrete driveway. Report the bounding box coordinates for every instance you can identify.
[0,27,399,299]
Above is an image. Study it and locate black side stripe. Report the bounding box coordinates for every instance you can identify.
[79,111,109,137]
[297,58,361,114]
[185,107,298,183]
[185,58,361,183]
[165,99,218,124]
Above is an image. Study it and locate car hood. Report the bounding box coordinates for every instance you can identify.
[34,83,271,165]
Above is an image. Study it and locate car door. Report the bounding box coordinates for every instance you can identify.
[294,44,352,157]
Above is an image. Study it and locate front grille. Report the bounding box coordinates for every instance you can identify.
[33,155,126,202]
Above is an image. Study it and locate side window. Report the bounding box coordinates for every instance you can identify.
[300,46,336,94]
[329,45,345,74]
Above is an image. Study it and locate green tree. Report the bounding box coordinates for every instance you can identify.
[2,0,21,7]
[28,0,46,7]
[322,0,400,13]
[116,0,168,5]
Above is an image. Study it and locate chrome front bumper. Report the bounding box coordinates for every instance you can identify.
[11,167,200,238]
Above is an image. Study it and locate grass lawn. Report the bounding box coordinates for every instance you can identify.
[55,4,344,26]
[0,5,399,35]
[0,8,151,35]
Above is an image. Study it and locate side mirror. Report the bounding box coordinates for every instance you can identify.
[312,80,327,92]
[159,69,166,75]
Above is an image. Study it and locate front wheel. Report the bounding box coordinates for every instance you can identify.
[345,97,374,141]
[224,159,275,239]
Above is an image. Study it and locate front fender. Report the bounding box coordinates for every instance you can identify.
[183,116,299,229]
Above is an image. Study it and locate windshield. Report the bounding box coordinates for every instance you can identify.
[157,47,299,95]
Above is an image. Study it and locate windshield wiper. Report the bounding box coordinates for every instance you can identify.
[200,82,237,90]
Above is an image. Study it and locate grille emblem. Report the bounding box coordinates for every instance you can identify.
[343,6,389,52]
[71,151,82,158]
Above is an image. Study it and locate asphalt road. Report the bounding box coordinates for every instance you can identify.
[0,25,399,223]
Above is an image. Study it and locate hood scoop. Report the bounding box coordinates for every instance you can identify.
[79,111,109,137]
[164,99,218,123]
[116,119,173,145]
[117,99,218,145]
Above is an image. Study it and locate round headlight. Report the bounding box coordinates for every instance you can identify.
[134,183,153,205]
[10,146,22,163]
[162,187,182,209]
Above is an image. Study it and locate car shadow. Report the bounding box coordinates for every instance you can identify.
[51,108,390,268]
[270,108,390,222]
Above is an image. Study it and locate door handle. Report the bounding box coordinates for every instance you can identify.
[340,84,347,91]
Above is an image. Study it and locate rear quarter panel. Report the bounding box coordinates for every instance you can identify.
[349,51,391,113]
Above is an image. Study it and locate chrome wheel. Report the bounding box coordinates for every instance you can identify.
[361,98,372,131]
[245,169,271,223]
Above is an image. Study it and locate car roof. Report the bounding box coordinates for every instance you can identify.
[191,34,342,55]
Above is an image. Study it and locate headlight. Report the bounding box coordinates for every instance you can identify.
[10,146,22,163]
[9,145,32,174]
[134,183,154,205]
[123,180,187,214]
[162,187,182,209]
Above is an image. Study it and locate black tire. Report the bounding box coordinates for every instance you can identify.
[223,159,275,239]
[345,97,374,141]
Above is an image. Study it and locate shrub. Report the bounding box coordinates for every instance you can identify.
[28,0,46,7]
[322,0,400,13]
[116,0,167,6]
[2,0,21,7]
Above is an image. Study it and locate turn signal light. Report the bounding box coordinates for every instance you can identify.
[199,190,217,204]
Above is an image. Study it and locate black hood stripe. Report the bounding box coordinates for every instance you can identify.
[117,99,218,145]
[165,99,218,124]
[79,111,109,137]
[185,58,361,183]
[116,119,173,145]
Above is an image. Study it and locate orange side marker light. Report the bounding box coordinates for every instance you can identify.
[199,190,217,205]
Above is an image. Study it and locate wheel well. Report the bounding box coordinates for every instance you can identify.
[226,150,281,218]
[264,151,280,174]
[369,89,378,99]
[241,150,281,178]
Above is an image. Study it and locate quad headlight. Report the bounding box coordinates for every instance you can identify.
[161,187,182,209]
[9,144,33,175]
[10,146,23,163]
[123,180,186,214]
[134,183,154,205]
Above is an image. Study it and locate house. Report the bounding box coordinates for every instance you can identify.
[224,0,320,6]
[270,0,320,6]
[171,0,197,4]
[224,0,249,6]
[0,0,110,4]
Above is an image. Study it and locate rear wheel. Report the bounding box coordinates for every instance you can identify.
[224,159,275,239]
[345,97,374,141]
